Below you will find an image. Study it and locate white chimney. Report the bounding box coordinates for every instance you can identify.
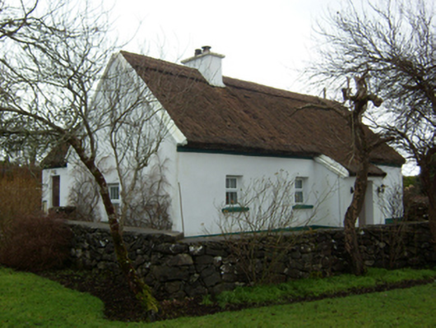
[181,46,225,87]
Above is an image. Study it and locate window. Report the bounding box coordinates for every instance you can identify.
[108,183,120,212]
[223,176,249,213]
[294,178,304,203]
[226,176,239,205]
[109,184,120,201]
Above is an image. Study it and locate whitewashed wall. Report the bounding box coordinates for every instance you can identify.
[176,152,335,236]
[171,152,403,236]
[42,146,402,237]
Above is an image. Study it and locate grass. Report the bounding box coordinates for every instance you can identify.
[1,266,436,327]
[0,266,117,328]
[215,267,436,305]
[151,284,436,327]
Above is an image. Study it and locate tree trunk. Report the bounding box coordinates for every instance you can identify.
[343,159,368,275]
[68,137,159,317]
[419,149,436,251]
[429,197,436,247]
[341,76,379,276]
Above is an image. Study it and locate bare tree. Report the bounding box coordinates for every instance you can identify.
[298,75,385,275]
[216,171,332,284]
[308,0,436,248]
[0,0,159,316]
[68,164,101,222]
[92,55,171,230]
[378,184,407,268]
[123,160,172,230]
[340,75,385,275]
[378,184,404,222]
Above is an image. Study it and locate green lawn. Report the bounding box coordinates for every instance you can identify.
[151,284,436,327]
[1,266,435,327]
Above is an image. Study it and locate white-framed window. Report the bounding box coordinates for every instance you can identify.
[294,178,304,203]
[109,184,119,201]
[108,183,120,212]
[226,176,239,205]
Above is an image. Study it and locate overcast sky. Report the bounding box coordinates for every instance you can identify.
[111,0,343,95]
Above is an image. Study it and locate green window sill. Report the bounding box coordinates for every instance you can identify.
[222,206,249,213]
[292,204,314,210]
[385,217,404,224]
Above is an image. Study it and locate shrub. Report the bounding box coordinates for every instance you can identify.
[0,213,72,272]
[0,163,41,222]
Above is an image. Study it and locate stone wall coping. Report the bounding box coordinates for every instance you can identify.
[66,220,184,239]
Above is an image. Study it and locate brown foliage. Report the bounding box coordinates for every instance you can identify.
[0,213,72,272]
[0,164,41,221]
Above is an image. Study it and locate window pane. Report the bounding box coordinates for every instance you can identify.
[109,185,119,200]
[295,179,303,189]
[295,191,303,203]
[226,177,237,189]
[226,191,238,205]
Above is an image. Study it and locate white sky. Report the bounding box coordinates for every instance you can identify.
[109,0,419,175]
[111,0,341,95]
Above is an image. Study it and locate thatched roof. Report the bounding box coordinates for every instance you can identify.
[122,51,405,176]
[40,143,69,169]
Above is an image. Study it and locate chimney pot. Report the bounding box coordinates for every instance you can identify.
[195,48,202,56]
[202,45,211,53]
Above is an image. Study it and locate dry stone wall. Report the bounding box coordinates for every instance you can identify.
[68,220,436,299]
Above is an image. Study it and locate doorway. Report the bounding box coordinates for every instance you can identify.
[52,175,60,207]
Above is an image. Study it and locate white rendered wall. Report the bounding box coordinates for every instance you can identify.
[174,152,403,236]
[374,165,404,222]
[176,151,342,236]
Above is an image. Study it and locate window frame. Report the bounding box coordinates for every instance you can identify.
[223,175,249,213]
[225,176,239,206]
[294,177,305,204]
[108,183,121,212]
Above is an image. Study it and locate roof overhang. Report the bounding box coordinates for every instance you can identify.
[314,154,349,178]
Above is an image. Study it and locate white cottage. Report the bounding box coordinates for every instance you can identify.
[42,47,405,237]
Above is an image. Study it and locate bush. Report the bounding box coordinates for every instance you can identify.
[0,164,41,222]
[0,213,72,272]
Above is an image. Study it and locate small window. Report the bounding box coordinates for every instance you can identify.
[295,178,304,203]
[226,176,239,205]
[109,183,120,213]
[109,184,120,201]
